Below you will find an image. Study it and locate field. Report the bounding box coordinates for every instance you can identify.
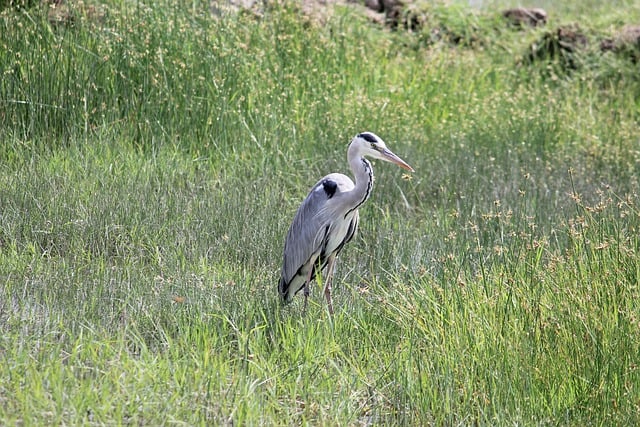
[1,0,640,424]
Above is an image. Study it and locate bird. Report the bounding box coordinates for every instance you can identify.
[278,131,414,314]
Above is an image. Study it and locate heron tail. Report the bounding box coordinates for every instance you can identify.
[278,276,292,303]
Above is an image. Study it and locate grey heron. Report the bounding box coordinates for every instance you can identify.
[278,132,414,314]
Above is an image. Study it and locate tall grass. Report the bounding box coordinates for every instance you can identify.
[1,0,639,424]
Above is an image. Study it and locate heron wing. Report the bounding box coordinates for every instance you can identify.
[279,174,355,300]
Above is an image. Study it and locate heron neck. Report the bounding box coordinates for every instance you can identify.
[345,144,374,216]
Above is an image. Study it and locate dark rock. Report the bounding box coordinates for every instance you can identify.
[524,25,588,69]
[503,7,547,28]
[364,0,384,13]
[600,25,640,62]
[381,0,405,29]
[377,0,421,31]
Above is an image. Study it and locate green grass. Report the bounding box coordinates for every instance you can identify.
[1,0,640,424]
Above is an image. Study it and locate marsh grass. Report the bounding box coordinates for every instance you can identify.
[1,0,639,424]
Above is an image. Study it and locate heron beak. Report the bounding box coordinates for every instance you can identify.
[381,149,414,172]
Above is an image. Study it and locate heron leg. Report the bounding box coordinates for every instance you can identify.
[324,254,337,315]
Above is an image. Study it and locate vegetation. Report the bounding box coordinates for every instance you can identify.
[1,0,639,424]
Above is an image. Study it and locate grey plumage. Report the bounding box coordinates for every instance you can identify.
[278,132,414,314]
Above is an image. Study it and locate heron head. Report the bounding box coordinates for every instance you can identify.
[352,132,414,172]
